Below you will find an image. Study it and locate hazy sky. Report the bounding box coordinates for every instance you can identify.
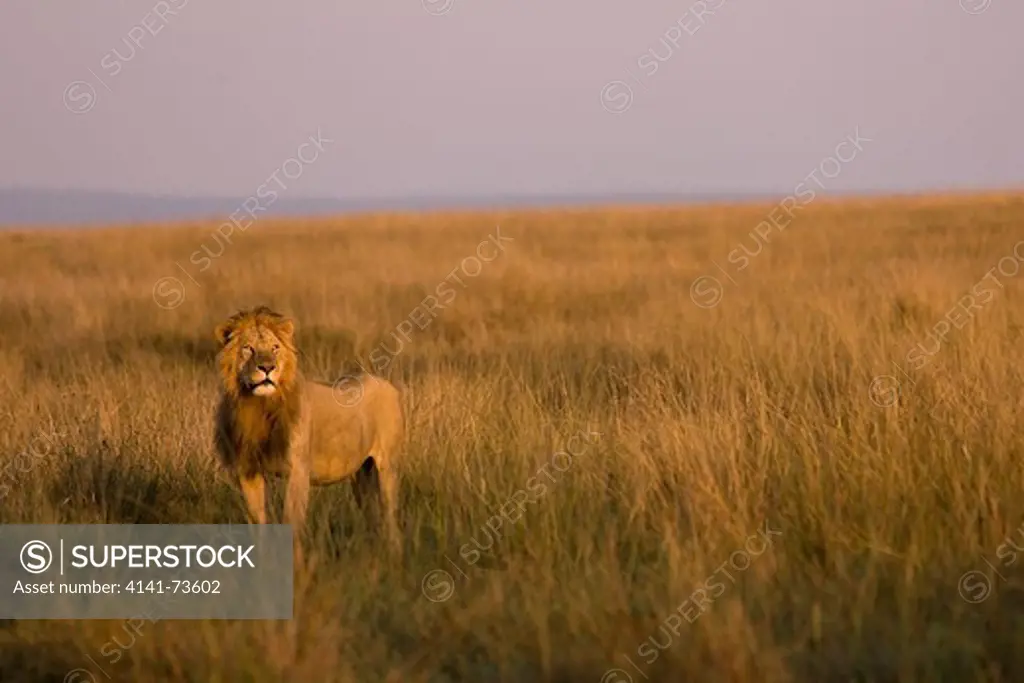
[1,0,1021,200]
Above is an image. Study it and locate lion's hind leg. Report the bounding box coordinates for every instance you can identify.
[377,461,400,556]
[374,411,404,556]
[351,457,381,519]
[352,456,400,554]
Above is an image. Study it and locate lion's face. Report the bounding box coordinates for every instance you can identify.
[231,327,292,397]
[215,307,297,399]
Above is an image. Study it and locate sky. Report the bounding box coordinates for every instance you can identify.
[1,0,1021,203]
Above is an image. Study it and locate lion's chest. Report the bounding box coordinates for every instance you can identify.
[232,403,294,474]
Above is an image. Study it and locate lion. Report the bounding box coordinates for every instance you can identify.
[212,306,404,559]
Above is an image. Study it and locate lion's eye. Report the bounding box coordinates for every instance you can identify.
[242,345,254,357]
[272,344,280,352]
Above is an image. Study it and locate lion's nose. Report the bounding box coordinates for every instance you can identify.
[257,363,276,374]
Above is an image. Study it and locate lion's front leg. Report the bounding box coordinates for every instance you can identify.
[284,468,310,533]
[284,454,310,569]
[239,473,267,524]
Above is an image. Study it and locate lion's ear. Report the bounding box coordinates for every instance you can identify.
[275,318,295,341]
[214,322,235,346]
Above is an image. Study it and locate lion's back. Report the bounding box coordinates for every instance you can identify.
[304,374,404,473]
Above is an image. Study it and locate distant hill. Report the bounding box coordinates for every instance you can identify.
[0,188,781,229]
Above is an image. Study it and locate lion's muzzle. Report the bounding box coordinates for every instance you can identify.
[245,362,280,396]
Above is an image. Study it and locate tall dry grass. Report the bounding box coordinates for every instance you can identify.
[2,193,1024,681]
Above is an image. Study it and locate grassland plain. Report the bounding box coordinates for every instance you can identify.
[2,192,1024,682]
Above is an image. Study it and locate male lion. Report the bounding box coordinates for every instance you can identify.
[212,306,404,558]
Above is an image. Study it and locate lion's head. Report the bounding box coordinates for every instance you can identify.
[214,306,298,399]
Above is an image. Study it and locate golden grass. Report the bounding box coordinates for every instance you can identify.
[3,192,1024,681]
